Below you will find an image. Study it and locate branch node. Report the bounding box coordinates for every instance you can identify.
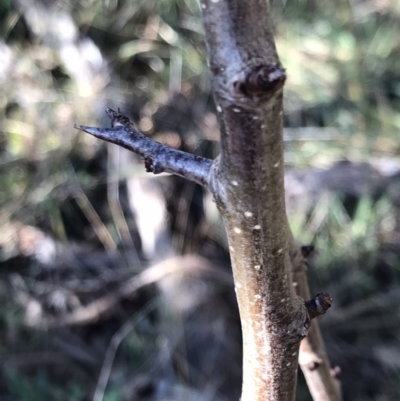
[233,64,286,97]
[301,244,315,258]
[144,156,164,174]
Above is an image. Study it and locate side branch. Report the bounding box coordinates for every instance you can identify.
[75,108,213,189]
[288,228,342,401]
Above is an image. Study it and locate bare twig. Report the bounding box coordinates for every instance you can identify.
[288,229,342,401]
[93,301,157,401]
[75,108,213,189]
[23,255,231,329]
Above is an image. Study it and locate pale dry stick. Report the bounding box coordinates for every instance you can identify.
[93,301,158,401]
[74,193,117,251]
[288,229,342,401]
[23,255,232,329]
[107,144,138,251]
[67,162,117,251]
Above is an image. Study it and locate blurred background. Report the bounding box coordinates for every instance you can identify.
[1,0,400,400]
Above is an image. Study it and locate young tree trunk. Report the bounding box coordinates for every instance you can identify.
[200,1,317,399]
[76,1,337,400]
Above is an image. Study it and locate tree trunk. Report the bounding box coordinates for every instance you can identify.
[201,1,307,400]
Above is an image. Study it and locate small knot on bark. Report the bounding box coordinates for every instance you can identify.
[301,244,315,269]
[301,244,315,258]
[306,359,322,371]
[144,157,154,173]
[233,64,286,97]
[144,156,164,174]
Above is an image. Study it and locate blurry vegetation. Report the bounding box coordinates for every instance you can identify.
[1,0,400,400]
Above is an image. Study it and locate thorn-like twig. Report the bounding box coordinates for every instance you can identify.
[75,108,213,189]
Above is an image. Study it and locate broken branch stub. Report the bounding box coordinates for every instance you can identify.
[306,293,333,321]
